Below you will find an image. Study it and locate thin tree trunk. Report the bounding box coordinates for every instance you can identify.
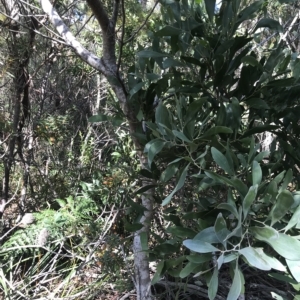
[40,1,154,298]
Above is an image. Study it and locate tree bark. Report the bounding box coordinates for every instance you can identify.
[40,0,154,298]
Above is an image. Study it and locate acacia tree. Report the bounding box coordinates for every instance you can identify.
[39,0,156,299]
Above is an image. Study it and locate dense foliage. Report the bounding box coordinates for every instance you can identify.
[2,0,300,299]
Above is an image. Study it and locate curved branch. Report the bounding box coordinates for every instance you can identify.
[40,0,107,75]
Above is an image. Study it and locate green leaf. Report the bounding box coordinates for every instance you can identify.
[147,139,166,167]
[134,184,157,195]
[200,126,233,139]
[166,226,196,238]
[241,56,263,70]
[218,203,239,219]
[172,130,192,143]
[285,205,300,232]
[205,171,248,196]
[255,248,286,272]
[151,260,165,284]
[185,98,207,124]
[129,82,145,98]
[239,247,270,271]
[242,185,258,219]
[208,267,218,300]
[183,239,220,253]
[160,163,179,182]
[211,147,235,176]
[187,253,212,264]
[254,18,283,33]
[163,58,184,69]
[270,190,294,226]
[246,98,269,109]
[204,0,216,21]
[227,263,243,300]
[194,227,220,244]
[137,50,168,58]
[124,222,143,232]
[155,25,182,36]
[179,261,198,278]
[252,161,262,185]
[89,114,109,122]
[156,102,172,130]
[162,164,190,206]
[251,227,300,260]
[214,213,230,246]
[286,259,300,282]
[279,169,293,193]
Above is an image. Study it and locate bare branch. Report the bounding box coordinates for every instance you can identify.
[40,0,107,75]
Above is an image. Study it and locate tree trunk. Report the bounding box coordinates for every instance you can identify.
[40,1,154,298]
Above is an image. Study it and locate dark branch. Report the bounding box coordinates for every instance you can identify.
[111,0,120,29]
[86,0,110,31]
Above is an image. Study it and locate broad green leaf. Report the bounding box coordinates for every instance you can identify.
[254,18,283,33]
[205,171,248,196]
[285,205,300,232]
[204,0,216,21]
[166,226,196,238]
[124,222,143,232]
[200,126,233,139]
[183,239,220,253]
[208,267,218,300]
[255,248,286,272]
[89,114,109,122]
[155,25,182,36]
[160,163,179,182]
[227,263,242,300]
[246,98,269,109]
[163,58,184,69]
[147,139,166,167]
[162,164,190,206]
[242,184,258,219]
[239,247,270,270]
[165,256,186,269]
[137,50,168,58]
[185,98,207,124]
[286,259,300,282]
[252,161,262,185]
[179,261,198,278]
[187,253,212,264]
[279,169,293,193]
[250,226,279,240]
[129,82,145,98]
[226,207,243,240]
[134,184,157,195]
[251,227,300,260]
[270,190,294,226]
[172,130,192,143]
[214,213,230,246]
[218,203,239,219]
[211,147,234,176]
[194,227,220,244]
[217,253,224,270]
[151,260,165,284]
[156,103,172,130]
[241,56,263,70]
